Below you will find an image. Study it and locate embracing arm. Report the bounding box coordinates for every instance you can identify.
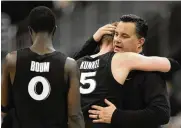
[117,52,180,73]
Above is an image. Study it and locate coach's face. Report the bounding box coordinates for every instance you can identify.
[113,21,144,53]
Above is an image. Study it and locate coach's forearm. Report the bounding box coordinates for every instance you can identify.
[68,111,85,128]
[111,107,170,127]
[73,36,98,60]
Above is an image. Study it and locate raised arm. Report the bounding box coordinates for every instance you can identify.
[73,36,98,60]
[65,57,85,128]
[73,24,116,60]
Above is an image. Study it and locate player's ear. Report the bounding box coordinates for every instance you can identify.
[28,26,33,37]
[28,26,35,44]
[51,26,57,37]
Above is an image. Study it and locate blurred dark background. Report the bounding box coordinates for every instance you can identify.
[1,1,181,127]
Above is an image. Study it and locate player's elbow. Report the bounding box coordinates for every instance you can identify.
[68,111,85,128]
[1,112,7,119]
[68,109,84,121]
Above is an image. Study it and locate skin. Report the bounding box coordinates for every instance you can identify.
[113,22,144,53]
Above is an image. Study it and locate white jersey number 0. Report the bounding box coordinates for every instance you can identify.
[80,72,97,94]
[28,76,51,101]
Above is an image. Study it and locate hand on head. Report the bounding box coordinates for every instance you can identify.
[93,24,116,42]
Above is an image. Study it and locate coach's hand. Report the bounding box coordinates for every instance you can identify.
[93,24,116,42]
[88,99,116,124]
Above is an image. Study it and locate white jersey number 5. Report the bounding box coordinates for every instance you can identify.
[28,76,51,101]
[80,72,97,94]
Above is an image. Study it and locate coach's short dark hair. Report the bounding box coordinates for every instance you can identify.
[28,6,56,33]
[120,14,148,38]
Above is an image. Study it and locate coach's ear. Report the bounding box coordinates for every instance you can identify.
[138,37,145,49]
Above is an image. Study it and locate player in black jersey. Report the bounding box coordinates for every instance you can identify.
[1,6,84,128]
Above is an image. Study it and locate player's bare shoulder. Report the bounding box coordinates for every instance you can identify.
[112,52,138,67]
[5,51,17,69]
[65,57,79,73]
[67,57,76,63]
[112,52,125,67]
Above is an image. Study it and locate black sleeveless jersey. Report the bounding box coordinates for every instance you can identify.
[77,52,123,128]
[12,48,68,128]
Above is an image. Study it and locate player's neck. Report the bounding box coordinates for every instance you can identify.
[91,46,112,58]
[30,34,55,55]
[99,46,112,55]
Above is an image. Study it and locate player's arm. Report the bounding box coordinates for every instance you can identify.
[1,53,12,119]
[73,24,115,60]
[65,58,85,128]
[73,36,98,60]
[117,52,180,72]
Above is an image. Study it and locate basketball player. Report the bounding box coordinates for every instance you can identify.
[1,6,84,128]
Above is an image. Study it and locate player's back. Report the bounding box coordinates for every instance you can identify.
[12,48,68,128]
[77,52,123,128]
